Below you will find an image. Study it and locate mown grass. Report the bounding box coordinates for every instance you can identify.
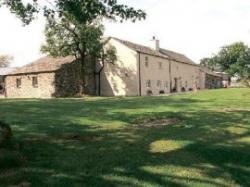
[0,88,250,187]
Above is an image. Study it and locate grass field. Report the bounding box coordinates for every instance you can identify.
[0,88,250,187]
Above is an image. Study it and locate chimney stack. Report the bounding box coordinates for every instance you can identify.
[149,36,160,51]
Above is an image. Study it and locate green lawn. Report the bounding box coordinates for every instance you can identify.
[0,89,250,187]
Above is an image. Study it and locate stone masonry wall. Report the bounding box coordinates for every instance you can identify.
[5,72,55,98]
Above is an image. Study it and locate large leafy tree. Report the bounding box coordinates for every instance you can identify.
[200,42,250,85]
[0,54,13,68]
[0,0,146,25]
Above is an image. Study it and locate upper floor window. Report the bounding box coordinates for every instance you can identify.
[157,80,162,88]
[32,77,38,88]
[146,80,151,88]
[145,56,149,67]
[16,78,21,88]
[159,62,162,69]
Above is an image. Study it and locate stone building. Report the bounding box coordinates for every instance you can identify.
[98,37,200,96]
[4,37,223,98]
[5,56,96,98]
[199,67,223,89]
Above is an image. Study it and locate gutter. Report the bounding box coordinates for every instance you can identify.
[95,54,105,96]
[138,52,142,96]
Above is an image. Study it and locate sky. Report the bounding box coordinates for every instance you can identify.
[1,0,250,67]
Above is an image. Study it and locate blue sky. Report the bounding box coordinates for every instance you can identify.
[1,0,250,67]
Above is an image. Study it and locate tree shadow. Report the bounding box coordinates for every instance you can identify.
[0,98,249,186]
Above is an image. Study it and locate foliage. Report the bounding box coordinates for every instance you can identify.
[0,89,250,186]
[0,0,38,25]
[200,42,250,81]
[0,54,13,67]
[200,57,220,71]
[1,0,146,25]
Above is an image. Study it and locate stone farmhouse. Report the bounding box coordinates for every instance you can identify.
[3,37,223,98]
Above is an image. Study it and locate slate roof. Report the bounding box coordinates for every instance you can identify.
[9,56,75,75]
[200,67,222,77]
[8,37,198,76]
[112,37,198,66]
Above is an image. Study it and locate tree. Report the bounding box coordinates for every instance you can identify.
[41,18,107,93]
[200,57,220,71]
[0,54,13,68]
[39,1,145,94]
[200,42,250,85]
[0,0,146,25]
[217,42,250,78]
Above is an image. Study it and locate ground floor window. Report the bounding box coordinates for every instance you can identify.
[32,77,38,88]
[146,80,151,88]
[157,80,162,88]
[16,78,21,88]
[165,81,168,88]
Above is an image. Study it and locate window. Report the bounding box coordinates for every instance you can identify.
[16,78,21,88]
[32,77,38,88]
[165,81,168,88]
[157,80,162,88]
[145,56,149,67]
[146,80,151,88]
[159,62,162,69]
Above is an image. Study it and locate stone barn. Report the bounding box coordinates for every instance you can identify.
[4,56,95,98]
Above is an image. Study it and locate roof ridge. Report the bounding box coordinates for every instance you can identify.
[111,37,197,66]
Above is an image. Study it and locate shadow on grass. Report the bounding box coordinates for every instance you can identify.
[0,97,249,186]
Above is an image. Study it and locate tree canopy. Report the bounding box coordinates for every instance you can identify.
[0,0,146,25]
[200,42,250,80]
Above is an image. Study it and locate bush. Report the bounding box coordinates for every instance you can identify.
[146,90,153,96]
[159,90,165,94]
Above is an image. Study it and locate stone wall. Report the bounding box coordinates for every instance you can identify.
[5,72,55,98]
[139,53,171,96]
[5,61,96,98]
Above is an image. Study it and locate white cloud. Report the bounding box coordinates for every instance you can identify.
[1,0,250,66]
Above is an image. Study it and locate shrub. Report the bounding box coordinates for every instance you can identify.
[146,90,153,96]
[159,90,165,94]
